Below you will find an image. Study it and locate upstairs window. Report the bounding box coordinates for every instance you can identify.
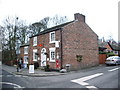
[50,31,55,43]
[24,46,28,54]
[33,36,37,46]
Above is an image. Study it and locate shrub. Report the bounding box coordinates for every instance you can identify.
[44,65,50,72]
[34,62,39,69]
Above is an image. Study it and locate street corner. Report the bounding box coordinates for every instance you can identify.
[13,70,67,77]
[13,71,24,75]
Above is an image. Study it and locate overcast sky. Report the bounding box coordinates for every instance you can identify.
[0,0,119,41]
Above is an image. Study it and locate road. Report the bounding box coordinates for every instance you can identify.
[1,65,120,89]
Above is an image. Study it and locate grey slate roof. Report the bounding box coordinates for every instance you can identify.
[30,20,74,38]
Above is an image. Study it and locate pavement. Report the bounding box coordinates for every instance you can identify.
[2,64,67,77]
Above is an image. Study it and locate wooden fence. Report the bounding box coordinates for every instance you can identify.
[99,54,107,64]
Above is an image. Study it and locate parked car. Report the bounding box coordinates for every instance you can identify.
[105,56,120,65]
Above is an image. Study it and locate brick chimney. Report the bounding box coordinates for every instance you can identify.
[74,13,85,22]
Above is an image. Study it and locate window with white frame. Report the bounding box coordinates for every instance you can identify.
[50,31,55,43]
[49,48,55,62]
[24,46,28,54]
[33,36,37,46]
[24,56,28,64]
[33,49,37,61]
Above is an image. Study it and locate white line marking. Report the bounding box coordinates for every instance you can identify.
[7,75,13,77]
[15,75,21,77]
[108,68,119,72]
[14,86,25,88]
[76,81,89,86]
[71,73,103,84]
[22,76,28,78]
[0,82,22,88]
[71,73,103,89]
[86,85,98,88]
[86,86,98,90]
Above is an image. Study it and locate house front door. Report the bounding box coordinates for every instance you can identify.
[41,48,47,66]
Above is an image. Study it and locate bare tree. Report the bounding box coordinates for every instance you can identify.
[29,15,68,35]
[39,17,50,29]
[2,16,29,65]
[48,14,68,28]
[29,17,50,36]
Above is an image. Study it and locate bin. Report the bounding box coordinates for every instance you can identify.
[66,64,71,72]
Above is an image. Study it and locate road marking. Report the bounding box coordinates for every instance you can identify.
[7,75,13,77]
[108,68,119,72]
[14,75,22,77]
[1,75,13,77]
[0,82,22,88]
[71,73,103,84]
[14,86,25,88]
[86,85,98,90]
[22,76,28,78]
[71,73,103,89]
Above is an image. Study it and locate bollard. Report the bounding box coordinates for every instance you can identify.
[17,67,19,72]
[17,65,19,72]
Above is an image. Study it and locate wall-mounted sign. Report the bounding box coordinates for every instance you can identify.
[55,41,59,48]
[38,44,42,47]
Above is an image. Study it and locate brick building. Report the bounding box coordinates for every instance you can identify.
[20,43,29,65]
[20,13,99,70]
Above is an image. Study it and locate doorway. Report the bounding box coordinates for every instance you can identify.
[41,48,47,66]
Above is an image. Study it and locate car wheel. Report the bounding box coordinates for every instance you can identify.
[106,64,109,66]
[115,63,118,65]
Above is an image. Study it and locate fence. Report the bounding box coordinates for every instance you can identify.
[99,54,107,64]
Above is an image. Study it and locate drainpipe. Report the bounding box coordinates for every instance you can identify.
[60,28,63,69]
[118,43,120,57]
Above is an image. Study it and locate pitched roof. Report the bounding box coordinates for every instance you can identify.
[98,39,107,47]
[30,20,74,38]
[108,42,120,51]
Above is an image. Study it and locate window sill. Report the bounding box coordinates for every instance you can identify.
[33,44,37,46]
[24,53,28,55]
[49,41,55,44]
[33,60,37,61]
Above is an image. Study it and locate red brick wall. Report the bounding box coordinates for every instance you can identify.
[20,46,29,64]
[20,47,24,61]
[62,21,99,70]
[29,37,38,64]
[28,15,99,70]
[29,31,61,69]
